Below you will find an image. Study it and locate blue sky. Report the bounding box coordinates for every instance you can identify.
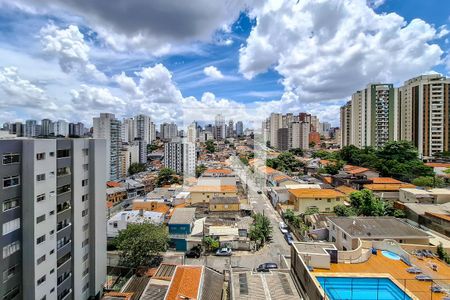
[0,0,448,127]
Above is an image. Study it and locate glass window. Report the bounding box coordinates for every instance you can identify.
[2,153,20,165]
[56,149,70,158]
[36,174,46,181]
[37,194,45,202]
[3,264,18,282]
[36,214,46,224]
[2,218,20,235]
[2,241,20,258]
[82,209,88,217]
[2,197,19,212]
[3,175,20,188]
[82,179,88,187]
[36,235,46,244]
[37,255,46,265]
[36,153,45,160]
[37,275,46,285]
[82,194,89,202]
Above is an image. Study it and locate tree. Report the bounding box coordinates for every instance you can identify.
[157,168,180,187]
[304,207,319,215]
[412,176,445,188]
[249,213,272,246]
[147,144,158,153]
[312,150,338,160]
[240,156,249,165]
[128,163,146,175]
[205,140,216,153]
[289,148,304,156]
[437,242,450,264]
[266,152,305,173]
[349,190,385,216]
[324,159,344,175]
[195,164,207,178]
[333,205,357,217]
[309,141,316,148]
[114,223,169,268]
[203,237,219,252]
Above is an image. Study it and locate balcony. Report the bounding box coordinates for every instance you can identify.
[57,272,71,287]
[57,239,71,251]
[57,222,71,233]
[57,202,71,214]
[58,288,72,300]
[56,185,71,196]
[57,253,71,269]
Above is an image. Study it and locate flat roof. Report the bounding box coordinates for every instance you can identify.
[108,210,163,223]
[168,208,196,225]
[327,217,430,239]
[188,185,237,193]
[289,188,345,198]
[364,183,416,191]
[293,242,337,254]
[284,184,321,190]
[369,177,402,184]
[210,196,239,204]
[400,188,433,195]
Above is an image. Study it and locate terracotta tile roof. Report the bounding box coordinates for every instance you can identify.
[165,266,203,300]
[425,162,450,168]
[289,188,345,198]
[323,176,332,184]
[273,175,291,182]
[335,185,357,195]
[344,165,370,174]
[369,177,402,184]
[319,159,330,166]
[103,292,134,300]
[425,212,450,222]
[188,185,237,193]
[258,166,278,175]
[363,183,416,191]
[107,181,122,188]
[204,169,232,175]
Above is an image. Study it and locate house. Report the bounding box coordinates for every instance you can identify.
[288,189,345,214]
[209,196,240,212]
[343,165,379,178]
[106,186,127,205]
[363,182,416,200]
[203,168,233,176]
[132,199,170,215]
[107,210,165,238]
[327,216,430,251]
[425,162,450,178]
[397,202,450,237]
[335,185,357,199]
[270,174,299,187]
[399,188,436,204]
[168,208,196,251]
[188,185,238,204]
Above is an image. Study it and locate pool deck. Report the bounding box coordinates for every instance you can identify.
[312,250,450,300]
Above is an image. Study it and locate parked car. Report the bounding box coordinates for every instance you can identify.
[215,247,232,256]
[284,232,294,245]
[256,263,278,272]
[279,221,288,234]
[185,246,201,258]
[257,190,262,194]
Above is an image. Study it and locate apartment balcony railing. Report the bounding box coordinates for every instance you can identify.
[57,222,71,233]
[57,239,71,251]
[57,272,72,287]
[57,253,72,269]
[58,288,72,300]
[57,203,71,214]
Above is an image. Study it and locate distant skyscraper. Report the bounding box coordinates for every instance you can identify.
[214,114,226,140]
[54,120,69,137]
[227,120,234,138]
[160,122,178,140]
[187,123,197,143]
[0,138,107,300]
[25,120,37,137]
[269,113,282,148]
[277,128,289,151]
[93,113,122,180]
[235,121,244,137]
[41,119,52,136]
[164,142,196,177]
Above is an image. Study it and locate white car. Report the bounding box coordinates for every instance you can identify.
[279,221,288,234]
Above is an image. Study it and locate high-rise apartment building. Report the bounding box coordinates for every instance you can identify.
[214,114,226,140]
[41,119,53,137]
[25,120,37,137]
[0,138,106,300]
[235,121,244,137]
[187,123,197,143]
[399,74,450,157]
[277,128,289,151]
[227,120,234,138]
[160,123,178,140]
[54,120,69,138]
[164,142,196,177]
[340,101,352,147]
[269,113,282,148]
[93,113,122,180]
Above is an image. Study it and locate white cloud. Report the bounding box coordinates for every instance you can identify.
[367,0,385,8]
[240,0,443,102]
[70,84,125,110]
[437,25,450,39]
[40,23,107,82]
[203,66,225,79]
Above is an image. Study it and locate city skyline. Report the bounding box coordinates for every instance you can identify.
[0,0,448,127]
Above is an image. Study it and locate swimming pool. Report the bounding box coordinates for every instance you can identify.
[382,250,401,260]
[317,277,412,300]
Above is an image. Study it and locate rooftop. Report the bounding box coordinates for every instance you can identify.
[289,188,345,198]
[165,265,203,300]
[109,210,164,223]
[258,166,278,175]
[368,177,402,184]
[153,263,178,280]
[201,267,224,300]
[364,183,416,191]
[208,226,239,236]
[327,216,430,239]
[204,168,232,175]
[343,164,370,174]
[425,162,450,168]
[168,208,196,225]
[231,270,300,300]
[335,185,357,195]
[283,183,322,190]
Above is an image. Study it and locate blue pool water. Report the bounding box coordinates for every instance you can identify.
[382,250,401,260]
[317,277,412,300]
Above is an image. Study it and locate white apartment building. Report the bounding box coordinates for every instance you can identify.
[290,122,310,150]
[187,123,197,143]
[269,113,282,148]
[164,141,196,177]
[0,139,107,300]
[54,120,69,138]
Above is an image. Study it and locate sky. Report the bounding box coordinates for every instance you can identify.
[0,0,448,128]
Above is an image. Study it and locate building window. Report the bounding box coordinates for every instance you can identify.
[83,253,89,262]
[49,249,54,255]
[36,193,46,202]
[2,197,19,212]
[49,230,54,235]
[2,153,20,165]
[3,241,20,258]
[40,296,46,300]
[82,238,89,247]
[37,255,46,265]
[82,179,88,187]
[82,148,89,156]
[3,175,20,188]
[343,233,347,240]
[82,194,89,202]
[56,149,70,158]
[57,184,71,195]
[49,210,55,216]
[36,153,46,160]
[3,264,18,282]
[2,218,20,235]
[50,269,54,274]
[3,285,19,300]
[36,214,46,224]
[82,282,89,292]
[82,267,89,277]
[49,152,55,157]
[83,223,89,231]
[82,209,88,217]
[50,288,55,293]
[36,174,46,181]
[83,164,89,171]
[36,235,46,244]
[37,275,46,285]
[57,167,71,177]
